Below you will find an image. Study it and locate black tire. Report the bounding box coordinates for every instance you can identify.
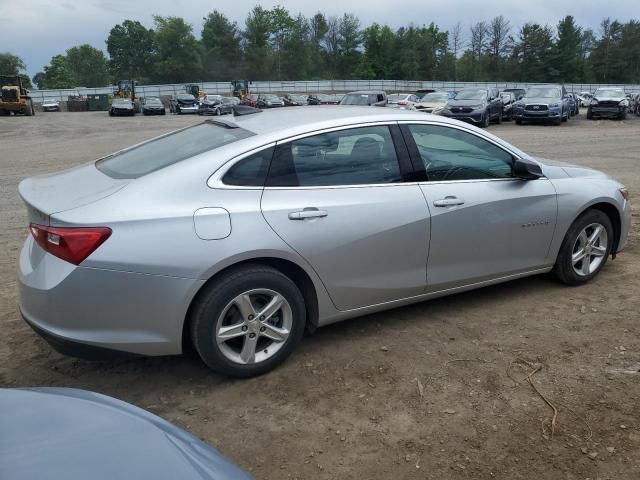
[553,209,613,286]
[586,108,593,120]
[162,110,166,115]
[108,110,114,117]
[515,118,523,125]
[190,264,306,378]
[481,111,490,128]
[561,109,568,122]
[620,111,627,120]
[496,110,503,124]
[24,100,33,116]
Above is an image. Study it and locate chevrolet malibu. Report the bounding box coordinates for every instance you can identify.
[18,107,631,377]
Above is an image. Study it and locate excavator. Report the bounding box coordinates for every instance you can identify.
[0,75,34,116]
[231,80,250,101]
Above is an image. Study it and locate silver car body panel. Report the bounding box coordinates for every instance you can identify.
[17,107,631,355]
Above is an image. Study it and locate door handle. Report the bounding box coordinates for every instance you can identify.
[288,208,328,220]
[433,196,465,207]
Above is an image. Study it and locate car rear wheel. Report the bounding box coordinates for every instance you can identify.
[587,108,593,120]
[553,209,613,286]
[481,111,490,128]
[190,265,306,378]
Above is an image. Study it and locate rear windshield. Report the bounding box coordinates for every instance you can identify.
[96,122,255,179]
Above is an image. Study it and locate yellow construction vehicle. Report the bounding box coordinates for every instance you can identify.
[0,75,34,116]
[231,80,250,100]
[113,80,141,113]
[186,84,207,101]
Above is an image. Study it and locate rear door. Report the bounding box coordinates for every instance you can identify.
[400,122,557,292]
[261,124,431,311]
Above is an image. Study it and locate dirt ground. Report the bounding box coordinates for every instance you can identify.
[1,111,639,479]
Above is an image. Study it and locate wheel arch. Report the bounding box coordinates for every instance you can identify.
[575,201,622,257]
[182,256,320,353]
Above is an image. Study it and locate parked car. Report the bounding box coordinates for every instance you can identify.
[242,94,259,108]
[17,108,630,377]
[502,88,526,100]
[324,94,342,104]
[0,387,252,479]
[339,90,387,106]
[283,94,308,106]
[257,94,284,108]
[414,88,437,101]
[512,85,569,125]
[413,91,453,114]
[387,93,418,110]
[501,92,517,121]
[578,92,593,107]
[169,93,199,114]
[565,93,580,116]
[41,100,60,112]
[587,87,628,120]
[108,98,135,117]
[142,97,166,116]
[439,87,503,127]
[199,95,234,116]
[307,93,339,105]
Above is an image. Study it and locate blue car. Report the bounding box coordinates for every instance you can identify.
[0,388,253,480]
[513,85,570,125]
[565,93,580,116]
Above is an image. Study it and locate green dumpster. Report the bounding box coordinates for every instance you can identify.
[87,94,111,111]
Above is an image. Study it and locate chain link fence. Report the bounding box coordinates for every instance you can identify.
[28,79,640,103]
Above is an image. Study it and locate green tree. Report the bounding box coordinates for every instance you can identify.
[268,6,295,79]
[551,16,583,82]
[202,11,242,80]
[590,18,624,83]
[41,55,74,89]
[337,13,361,78]
[309,13,328,78]
[32,72,46,89]
[511,23,555,82]
[243,6,273,79]
[358,24,396,79]
[106,20,157,82]
[153,16,201,83]
[281,14,312,80]
[65,44,110,87]
[0,52,26,75]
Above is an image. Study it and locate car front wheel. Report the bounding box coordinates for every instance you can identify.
[190,265,306,377]
[553,209,613,286]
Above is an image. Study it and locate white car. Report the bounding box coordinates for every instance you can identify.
[41,100,60,112]
[387,93,417,110]
[414,91,452,114]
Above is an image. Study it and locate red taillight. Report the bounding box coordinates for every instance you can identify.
[29,224,112,265]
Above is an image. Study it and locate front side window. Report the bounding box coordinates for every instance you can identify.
[267,126,402,187]
[222,147,274,187]
[97,123,255,179]
[406,124,513,181]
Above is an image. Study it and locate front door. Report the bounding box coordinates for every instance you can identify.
[261,124,431,311]
[401,122,557,291]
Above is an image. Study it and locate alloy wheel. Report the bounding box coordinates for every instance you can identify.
[572,223,608,276]
[215,289,293,365]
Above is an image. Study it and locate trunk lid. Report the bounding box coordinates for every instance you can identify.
[18,162,129,224]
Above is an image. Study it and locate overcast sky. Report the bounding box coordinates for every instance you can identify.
[2,0,638,77]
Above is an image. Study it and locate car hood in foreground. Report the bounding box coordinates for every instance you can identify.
[0,388,252,480]
[533,157,610,179]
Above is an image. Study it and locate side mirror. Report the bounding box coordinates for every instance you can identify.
[513,158,543,180]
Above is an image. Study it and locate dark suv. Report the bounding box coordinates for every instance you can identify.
[439,87,503,127]
[587,87,628,120]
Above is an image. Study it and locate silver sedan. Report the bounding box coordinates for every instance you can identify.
[18,107,631,377]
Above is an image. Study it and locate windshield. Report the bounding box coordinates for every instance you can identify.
[96,123,255,179]
[264,94,279,100]
[340,94,376,105]
[145,97,162,105]
[421,92,449,103]
[525,87,561,98]
[594,88,625,97]
[454,90,487,101]
[177,94,195,100]
[388,94,409,102]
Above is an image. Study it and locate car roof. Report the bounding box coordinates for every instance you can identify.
[345,90,384,95]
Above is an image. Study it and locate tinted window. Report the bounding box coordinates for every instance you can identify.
[407,124,513,181]
[267,126,402,187]
[222,147,274,187]
[97,123,255,179]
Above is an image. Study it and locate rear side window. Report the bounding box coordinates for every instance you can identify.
[96,122,254,179]
[267,126,402,187]
[222,147,274,187]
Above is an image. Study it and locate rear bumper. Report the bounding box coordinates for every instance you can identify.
[18,236,203,357]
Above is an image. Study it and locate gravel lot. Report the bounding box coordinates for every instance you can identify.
[1,111,639,479]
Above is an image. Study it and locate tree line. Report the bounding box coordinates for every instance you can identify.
[2,8,640,90]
